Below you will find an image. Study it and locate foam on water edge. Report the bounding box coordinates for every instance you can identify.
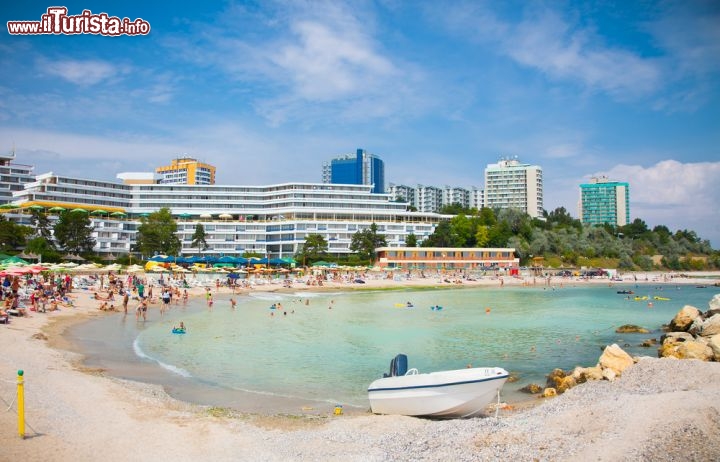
[132,336,193,378]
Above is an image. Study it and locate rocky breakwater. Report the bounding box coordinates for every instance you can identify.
[537,343,636,398]
[520,294,720,399]
[659,293,720,361]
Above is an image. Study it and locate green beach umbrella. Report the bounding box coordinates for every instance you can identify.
[28,205,45,211]
[49,206,66,212]
[70,208,88,213]
[0,204,17,209]
[110,211,127,217]
[91,209,108,215]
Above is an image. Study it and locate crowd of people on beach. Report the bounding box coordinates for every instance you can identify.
[0,273,78,323]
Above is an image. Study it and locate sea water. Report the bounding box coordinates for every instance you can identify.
[68,284,718,411]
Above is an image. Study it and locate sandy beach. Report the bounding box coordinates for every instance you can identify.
[2,271,720,461]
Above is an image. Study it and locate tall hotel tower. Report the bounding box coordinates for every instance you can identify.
[483,157,543,217]
[322,149,385,194]
[579,176,630,226]
[155,157,216,185]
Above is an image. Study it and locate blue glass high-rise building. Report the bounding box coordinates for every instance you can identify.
[322,149,385,194]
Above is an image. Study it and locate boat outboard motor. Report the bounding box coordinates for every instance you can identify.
[384,354,408,377]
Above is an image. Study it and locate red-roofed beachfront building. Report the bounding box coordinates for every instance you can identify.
[374,247,519,271]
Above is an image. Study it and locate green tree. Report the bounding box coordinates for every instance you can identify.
[422,221,456,247]
[405,233,418,248]
[191,223,208,254]
[296,233,328,264]
[53,211,95,254]
[134,207,181,257]
[475,225,490,247]
[25,236,61,262]
[439,203,468,215]
[449,214,474,246]
[30,209,54,242]
[350,223,387,261]
[0,216,31,252]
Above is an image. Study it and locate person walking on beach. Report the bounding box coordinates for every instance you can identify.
[230,297,237,309]
[135,299,148,321]
[161,289,171,315]
[122,290,129,314]
[137,281,145,299]
[182,289,188,304]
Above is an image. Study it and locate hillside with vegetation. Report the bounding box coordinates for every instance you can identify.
[419,205,719,270]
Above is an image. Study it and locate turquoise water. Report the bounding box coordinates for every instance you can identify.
[70,284,718,410]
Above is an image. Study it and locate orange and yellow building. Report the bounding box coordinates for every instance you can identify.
[375,247,519,270]
[155,157,215,185]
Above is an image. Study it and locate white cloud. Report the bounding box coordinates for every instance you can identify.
[270,19,396,101]
[434,4,662,100]
[505,10,661,99]
[37,58,120,86]
[597,160,720,244]
[165,2,425,125]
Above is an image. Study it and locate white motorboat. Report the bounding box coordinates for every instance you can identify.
[367,354,509,418]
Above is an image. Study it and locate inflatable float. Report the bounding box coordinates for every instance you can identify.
[172,328,186,334]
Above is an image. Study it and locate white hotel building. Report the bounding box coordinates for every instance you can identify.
[9,172,447,258]
[483,158,543,218]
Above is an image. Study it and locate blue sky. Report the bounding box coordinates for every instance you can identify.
[2,1,719,246]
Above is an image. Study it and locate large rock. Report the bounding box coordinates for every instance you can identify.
[519,383,542,394]
[669,305,702,331]
[659,333,694,358]
[661,332,694,343]
[571,365,603,382]
[598,344,634,375]
[698,314,720,337]
[708,334,720,361]
[709,294,720,311]
[546,368,566,387]
[615,324,649,334]
[677,339,714,361]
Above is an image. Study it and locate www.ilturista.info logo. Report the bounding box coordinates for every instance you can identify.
[7,7,150,36]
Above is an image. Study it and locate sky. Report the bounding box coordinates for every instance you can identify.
[1,1,719,246]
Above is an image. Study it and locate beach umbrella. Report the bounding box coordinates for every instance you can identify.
[110,211,126,217]
[0,204,17,209]
[1,256,29,266]
[70,208,88,214]
[91,209,108,215]
[178,213,191,219]
[16,252,39,261]
[49,206,65,212]
[28,205,45,211]
[62,254,85,262]
[199,213,212,219]
[218,213,233,220]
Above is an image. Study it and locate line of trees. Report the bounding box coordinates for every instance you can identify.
[0,209,96,262]
[421,205,718,270]
[2,205,716,270]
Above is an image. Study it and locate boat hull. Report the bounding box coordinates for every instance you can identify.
[368,367,508,418]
